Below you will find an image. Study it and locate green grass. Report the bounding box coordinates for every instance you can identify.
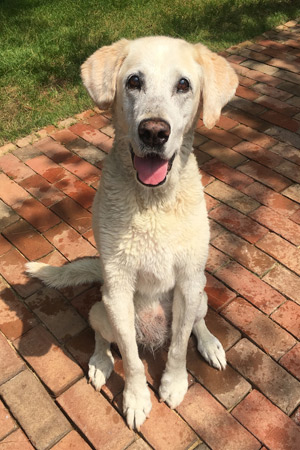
[0,0,299,145]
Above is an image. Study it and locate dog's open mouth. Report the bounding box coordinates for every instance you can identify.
[131,149,175,187]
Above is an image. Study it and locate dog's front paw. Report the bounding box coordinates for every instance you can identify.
[123,379,152,430]
[159,369,188,409]
[88,352,114,391]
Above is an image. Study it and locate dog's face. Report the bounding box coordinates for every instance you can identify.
[116,38,202,187]
[81,37,238,187]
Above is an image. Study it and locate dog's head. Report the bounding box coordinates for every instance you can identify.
[81,37,238,188]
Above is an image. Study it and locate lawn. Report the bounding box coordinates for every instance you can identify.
[0,0,299,145]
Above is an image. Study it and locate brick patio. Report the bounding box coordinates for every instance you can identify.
[1,19,300,450]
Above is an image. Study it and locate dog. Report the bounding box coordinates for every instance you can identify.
[26,36,238,430]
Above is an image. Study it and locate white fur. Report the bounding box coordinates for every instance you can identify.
[27,36,237,429]
[26,258,102,288]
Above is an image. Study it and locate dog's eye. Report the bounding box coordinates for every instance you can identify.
[127,75,142,90]
[177,78,190,93]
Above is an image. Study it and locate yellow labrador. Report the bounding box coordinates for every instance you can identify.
[27,36,238,430]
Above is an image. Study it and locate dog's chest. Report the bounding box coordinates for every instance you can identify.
[122,209,176,289]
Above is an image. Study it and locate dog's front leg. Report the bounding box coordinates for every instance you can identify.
[159,275,204,408]
[102,284,151,430]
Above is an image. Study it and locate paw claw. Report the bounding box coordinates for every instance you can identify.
[123,382,152,430]
[197,334,227,371]
[88,351,114,391]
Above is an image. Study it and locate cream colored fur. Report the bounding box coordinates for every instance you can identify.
[26,36,238,430]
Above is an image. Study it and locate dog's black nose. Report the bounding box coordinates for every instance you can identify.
[138,119,170,147]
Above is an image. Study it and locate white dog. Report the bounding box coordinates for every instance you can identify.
[26,36,238,430]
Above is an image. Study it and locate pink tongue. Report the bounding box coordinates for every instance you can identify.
[134,155,168,186]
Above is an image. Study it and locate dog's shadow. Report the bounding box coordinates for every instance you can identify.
[0,271,98,379]
[0,270,170,401]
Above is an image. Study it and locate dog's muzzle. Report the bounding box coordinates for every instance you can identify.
[130,118,174,187]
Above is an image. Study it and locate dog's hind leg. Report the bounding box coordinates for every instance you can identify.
[192,291,226,370]
[88,302,115,391]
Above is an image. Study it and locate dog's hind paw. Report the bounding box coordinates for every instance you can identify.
[123,380,152,430]
[88,352,114,391]
[198,334,227,371]
[159,369,188,409]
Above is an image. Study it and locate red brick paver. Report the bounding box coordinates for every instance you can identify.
[232,390,300,450]
[57,378,134,450]
[0,370,71,450]
[0,19,300,450]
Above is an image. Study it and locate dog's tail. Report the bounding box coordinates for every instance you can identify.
[25,257,102,289]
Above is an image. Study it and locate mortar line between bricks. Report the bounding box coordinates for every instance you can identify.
[206,200,222,215]
[124,434,155,450]
[19,152,100,193]
[0,374,38,447]
[174,382,261,448]
[0,368,42,448]
[210,238,278,280]
[0,426,19,444]
[223,352,300,418]
[221,389,266,445]
[15,335,86,397]
[142,382,201,449]
[186,440,204,450]
[20,148,101,190]
[219,308,296,364]
[212,225,300,280]
[170,405,212,450]
[222,377,253,414]
[212,237,298,283]
[207,311,243,355]
[42,427,75,450]
[97,375,123,405]
[244,57,299,77]
[217,284,286,321]
[38,224,96,263]
[204,189,261,216]
[19,295,91,351]
[0,270,33,303]
[266,143,300,166]
[224,105,300,148]
[255,230,300,258]
[137,430,159,450]
[205,165,297,217]
[269,310,300,342]
[186,360,246,408]
[207,244,234,276]
[5,292,92,382]
[1,231,55,263]
[72,377,136,447]
[278,341,300,370]
[233,154,299,187]
[262,270,300,303]
[3,319,87,394]
[253,239,300,278]
[51,398,97,450]
[223,294,300,364]
[240,364,300,419]
[0,192,64,238]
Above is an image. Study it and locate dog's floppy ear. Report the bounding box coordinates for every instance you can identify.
[81,39,129,109]
[194,43,238,129]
